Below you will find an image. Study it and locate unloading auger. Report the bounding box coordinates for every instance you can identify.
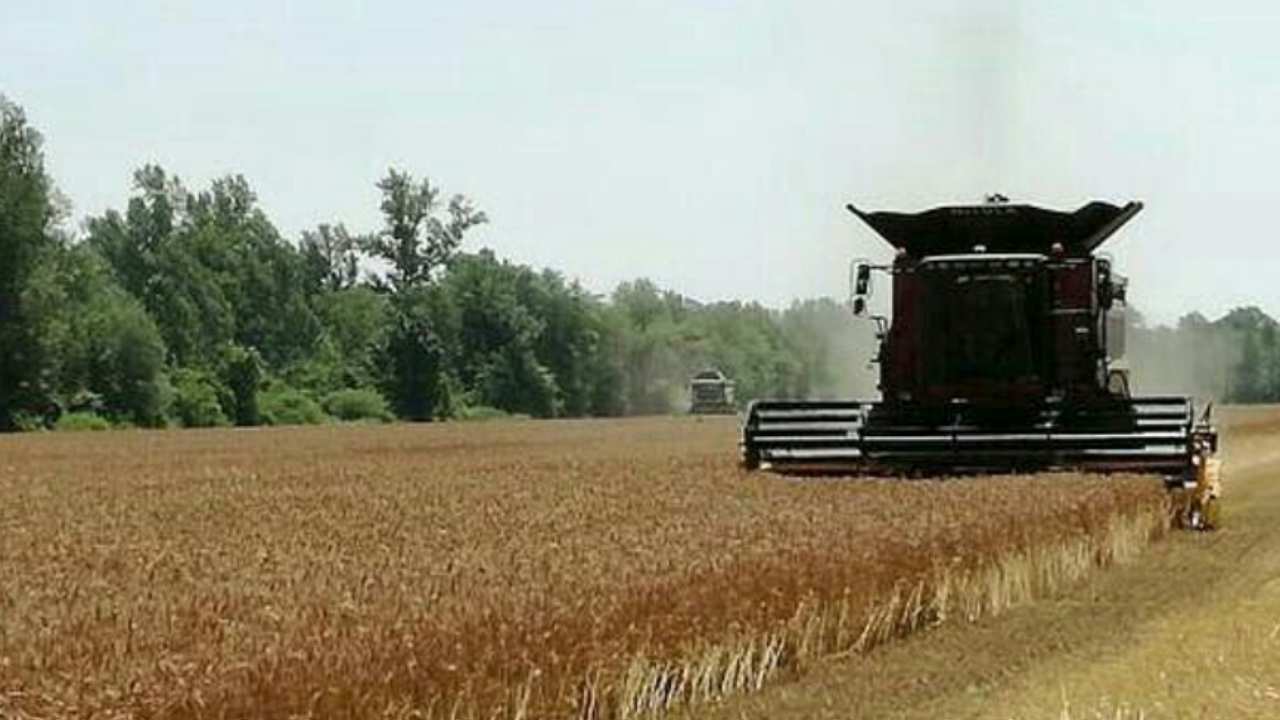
[740,198,1221,529]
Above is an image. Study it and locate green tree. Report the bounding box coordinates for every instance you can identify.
[170,369,229,427]
[366,169,486,420]
[609,279,684,413]
[89,168,323,375]
[258,383,327,425]
[1262,323,1280,402]
[289,286,394,394]
[612,279,668,333]
[519,271,601,416]
[583,305,629,416]
[380,287,452,421]
[220,344,263,426]
[20,243,170,427]
[317,287,391,365]
[87,165,184,300]
[87,167,232,366]
[81,288,169,426]
[1234,331,1263,403]
[0,98,58,429]
[440,251,567,417]
[185,175,323,368]
[473,344,560,417]
[363,169,487,292]
[779,299,877,399]
[301,223,361,295]
[1217,307,1277,403]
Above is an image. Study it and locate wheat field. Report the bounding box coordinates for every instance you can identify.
[0,417,1169,719]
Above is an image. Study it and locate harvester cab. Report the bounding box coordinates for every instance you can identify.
[741,198,1221,529]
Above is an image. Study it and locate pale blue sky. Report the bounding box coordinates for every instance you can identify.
[5,1,1279,323]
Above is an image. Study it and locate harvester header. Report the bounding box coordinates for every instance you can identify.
[741,197,1221,529]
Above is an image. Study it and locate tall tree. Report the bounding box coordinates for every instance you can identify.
[88,165,184,300]
[90,169,321,370]
[367,169,486,420]
[87,167,234,366]
[0,97,56,429]
[364,169,487,292]
[185,174,322,368]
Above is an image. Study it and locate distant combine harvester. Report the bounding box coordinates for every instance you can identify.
[689,369,737,415]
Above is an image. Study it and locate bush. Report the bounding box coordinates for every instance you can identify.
[90,295,170,427]
[323,388,393,423]
[221,344,263,427]
[171,370,230,428]
[12,411,47,432]
[54,412,112,432]
[259,386,329,426]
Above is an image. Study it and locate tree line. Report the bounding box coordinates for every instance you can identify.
[3,97,1276,432]
[1128,306,1280,404]
[0,98,875,431]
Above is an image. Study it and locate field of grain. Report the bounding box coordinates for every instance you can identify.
[0,417,1170,719]
[682,406,1279,720]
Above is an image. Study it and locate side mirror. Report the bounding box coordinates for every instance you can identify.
[850,261,873,316]
[855,264,871,296]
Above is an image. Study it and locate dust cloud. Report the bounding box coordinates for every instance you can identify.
[805,303,881,400]
[1123,310,1237,405]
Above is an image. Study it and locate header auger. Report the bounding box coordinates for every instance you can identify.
[740,197,1221,529]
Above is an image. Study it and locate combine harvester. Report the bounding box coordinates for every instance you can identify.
[690,368,737,415]
[741,198,1222,529]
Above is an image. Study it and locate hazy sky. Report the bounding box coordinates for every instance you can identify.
[6,1,1279,324]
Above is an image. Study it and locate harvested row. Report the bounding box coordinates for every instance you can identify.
[0,417,1168,719]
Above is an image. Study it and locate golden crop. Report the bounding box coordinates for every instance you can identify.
[0,418,1168,719]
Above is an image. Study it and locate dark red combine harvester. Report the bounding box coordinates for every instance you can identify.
[741,198,1221,527]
